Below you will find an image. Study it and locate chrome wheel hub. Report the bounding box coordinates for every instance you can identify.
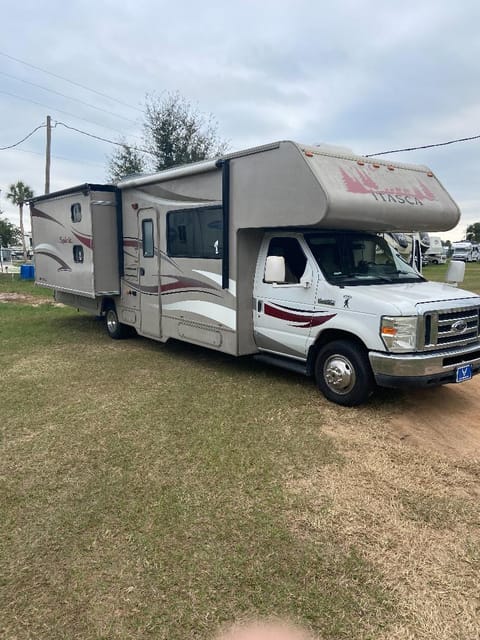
[323,355,356,395]
[106,309,118,333]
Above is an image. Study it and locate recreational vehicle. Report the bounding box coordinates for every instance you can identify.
[425,236,447,264]
[452,241,479,262]
[31,141,480,405]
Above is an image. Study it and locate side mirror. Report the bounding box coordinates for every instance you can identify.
[264,255,285,283]
[446,260,465,285]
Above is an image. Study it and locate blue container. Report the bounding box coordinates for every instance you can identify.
[20,264,35,280]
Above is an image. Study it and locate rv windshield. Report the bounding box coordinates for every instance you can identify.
[305,232,424,286]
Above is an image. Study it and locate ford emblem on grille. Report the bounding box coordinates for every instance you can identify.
[452,319,468,333]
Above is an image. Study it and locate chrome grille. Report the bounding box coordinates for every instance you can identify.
[422,306,480,350]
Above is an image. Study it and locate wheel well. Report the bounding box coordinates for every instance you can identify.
[307,329,369,376]
[101,297,116,314]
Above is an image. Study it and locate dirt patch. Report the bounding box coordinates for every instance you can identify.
[289,406,480,640]
[389,376,480,459]
[0,292,61,306]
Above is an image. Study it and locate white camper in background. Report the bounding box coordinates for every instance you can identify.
[452,241,477,262]
[31,141,480,405]
[425,235,447,264]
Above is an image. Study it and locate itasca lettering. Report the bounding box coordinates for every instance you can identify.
[371,192,424,206]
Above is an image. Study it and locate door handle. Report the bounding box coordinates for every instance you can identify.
[139,267,145,276]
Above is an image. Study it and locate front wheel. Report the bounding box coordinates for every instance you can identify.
[105,305,130,340]
[314,340,374,406]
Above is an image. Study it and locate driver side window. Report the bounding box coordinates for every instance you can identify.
[266,237,307,284]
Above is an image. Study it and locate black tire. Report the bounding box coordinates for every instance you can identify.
[104,304,130,340]
[314,339,374,406]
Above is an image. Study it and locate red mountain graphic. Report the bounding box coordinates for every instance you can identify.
[340,167,437,201]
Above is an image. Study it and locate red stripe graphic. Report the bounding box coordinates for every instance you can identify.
[72,231,93,249]
[264,303,335,328]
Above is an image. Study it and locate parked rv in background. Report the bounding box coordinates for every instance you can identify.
[31,141,480,406]
[452,241,480,262]
[425,235,447,264]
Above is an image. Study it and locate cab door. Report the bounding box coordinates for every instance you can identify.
[253,236,318,359]
[138,208,161,338]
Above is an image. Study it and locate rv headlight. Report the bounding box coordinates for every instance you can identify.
[380,316,418,352]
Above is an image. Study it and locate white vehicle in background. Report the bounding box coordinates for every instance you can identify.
[425,235,447,264]
[452,241,478,262]
[385,232,430,272]
[471,243,480,262]
[31,140,480,406]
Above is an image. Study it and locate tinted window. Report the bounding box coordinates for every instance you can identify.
[142,219,154,257]
[167,207,223,258]
[73,245,84,263]
[71,203,82,223]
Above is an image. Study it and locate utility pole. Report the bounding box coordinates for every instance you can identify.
[45,115,51,194]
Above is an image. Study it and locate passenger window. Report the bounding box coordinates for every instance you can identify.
[167,206,223,258]
[73,245,84,263]
[142,219,154,258]
[265,237,307,284]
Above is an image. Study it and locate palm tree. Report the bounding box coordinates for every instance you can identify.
[7,181,34,262]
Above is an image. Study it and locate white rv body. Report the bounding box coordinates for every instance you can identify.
[452,241,479,262]
[425,235,447,264]
[31,141,480,405]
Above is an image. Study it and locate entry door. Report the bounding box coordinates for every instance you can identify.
[253,236,318,359]
[138,208,161,338]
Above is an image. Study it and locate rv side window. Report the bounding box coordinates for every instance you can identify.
[71,203,82,223]
[73,245,84,263]
[142,219,154,257]
[167,207,223,258]
[265,237,307,284]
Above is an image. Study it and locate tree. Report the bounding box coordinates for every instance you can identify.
[107,142,146,183]
[6,181,34,262]
[0,216,21,246]
[466,222,480,243]
[106,92,228,181]
[144,92,228,172]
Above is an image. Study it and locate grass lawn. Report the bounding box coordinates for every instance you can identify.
[0,273,53,298]
[1,278,479,639]
[423,261,480,294]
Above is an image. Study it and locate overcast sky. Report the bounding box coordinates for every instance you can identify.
[1,0,479,240]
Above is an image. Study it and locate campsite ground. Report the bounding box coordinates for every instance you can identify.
[1,268,479,640]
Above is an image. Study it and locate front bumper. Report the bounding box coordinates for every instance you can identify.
[369,342,480,388]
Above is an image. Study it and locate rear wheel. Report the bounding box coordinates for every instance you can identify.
[315,339,374,406]
[105,305,130,340]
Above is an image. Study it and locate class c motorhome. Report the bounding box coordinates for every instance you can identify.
[31,141,480,405]
[452,241,479,262]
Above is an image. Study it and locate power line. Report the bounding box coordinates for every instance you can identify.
[0,123,45,150]
[0,50,143,114]
[10,146,105,168]
[0,89,143,140]
[367,134,480,157]
[54,121,155,156]
[0,69,139,124]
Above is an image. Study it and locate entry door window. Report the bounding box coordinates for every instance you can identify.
[265,237,307,284]
[142,219,154,257]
